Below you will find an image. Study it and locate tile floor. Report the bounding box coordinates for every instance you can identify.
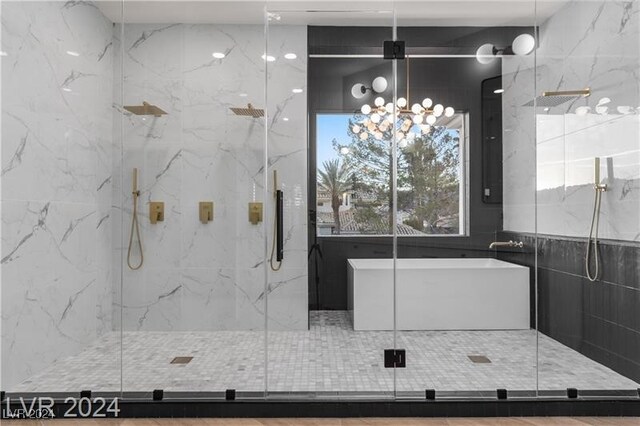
[11,311,639,393]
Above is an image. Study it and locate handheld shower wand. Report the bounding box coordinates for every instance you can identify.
[127,168,144,270]
[270,170,284,272]
[586,157,607,282]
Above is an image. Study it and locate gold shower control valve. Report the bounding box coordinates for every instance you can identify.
[248,202,263,225]
[149,201,164,224]
[199,201,214,224]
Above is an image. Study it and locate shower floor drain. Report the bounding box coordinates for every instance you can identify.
[468,355,491,364]
[170,356,193,365]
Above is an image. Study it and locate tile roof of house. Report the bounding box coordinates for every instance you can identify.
[317,210,425,235]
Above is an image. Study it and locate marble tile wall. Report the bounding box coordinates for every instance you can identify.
[112,23,308,332]
[1,1,114,390]
[503,0,640,242]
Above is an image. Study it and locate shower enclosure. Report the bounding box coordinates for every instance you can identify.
[1,0,639,408]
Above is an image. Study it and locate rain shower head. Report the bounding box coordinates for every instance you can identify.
[124,101,167,117]
[230,103,264,118]
[523,88,590,107]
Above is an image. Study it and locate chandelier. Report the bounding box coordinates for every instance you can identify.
[355,58,454,145]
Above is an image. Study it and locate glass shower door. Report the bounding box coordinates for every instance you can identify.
[118,1,268,396]
[265,6,399,397]
[393,1,539,397]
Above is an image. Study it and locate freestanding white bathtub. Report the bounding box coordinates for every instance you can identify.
[347,258,530,331]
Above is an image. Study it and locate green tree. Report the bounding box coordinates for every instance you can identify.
[317,159,352,235]
[340,115,402,232]
[402,126,460,233]
[340,115,461,234]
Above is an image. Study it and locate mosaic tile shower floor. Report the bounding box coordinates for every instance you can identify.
[12,311,638,393]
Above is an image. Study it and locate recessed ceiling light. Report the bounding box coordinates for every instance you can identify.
[262,54,276,62]
[493,88,504,94]
[66,50,80,57]
[292,88,303,94]
[283,117,289,121]
[284,53,297,60]
[239,93,248,97]
[212,52,225,59]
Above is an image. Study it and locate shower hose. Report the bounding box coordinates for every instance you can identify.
[127,189,144,270]
[585,187,603,282]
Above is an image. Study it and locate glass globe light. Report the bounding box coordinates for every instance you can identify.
[426,114,437,125]
[359,131,368,140]
[575,106,590,116]
[351,83,367,99]
[361,104,371,114]
[413,114,424,124]
[352,125,361,133]
[476,43,495,64]
[595,105,608,115]
[444,107,455,117]
[371,113,381,124]
[340,147,350,155]
[411,103,422,115]
[385,103,394,113]
[374,131,383,140]
[422,98,433,108]
[374,97,385,107]
[433,104,444,117]
[512,34,536,56]
[397,97,407,108]
[420,124,431,133]
[372,76,388,93]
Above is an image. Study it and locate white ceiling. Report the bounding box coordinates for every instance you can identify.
[96,0,567,26]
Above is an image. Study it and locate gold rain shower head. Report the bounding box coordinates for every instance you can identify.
[523,88,591,107]
[230,103,264,118]
[124,101,167,117]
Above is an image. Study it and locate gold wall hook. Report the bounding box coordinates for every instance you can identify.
[248,202,263,225]
[149,201,164,224]
[199,201,214,224]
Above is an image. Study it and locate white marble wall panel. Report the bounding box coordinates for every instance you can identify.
[502,54,537,233]
[115,23,308,332]
[503,0,640,242]
[1,2,114,390]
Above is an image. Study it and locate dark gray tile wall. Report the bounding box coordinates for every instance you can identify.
[499,231,640,384]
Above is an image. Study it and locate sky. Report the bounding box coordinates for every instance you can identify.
[316,113,353,170]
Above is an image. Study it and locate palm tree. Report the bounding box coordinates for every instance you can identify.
[318,159,352,234]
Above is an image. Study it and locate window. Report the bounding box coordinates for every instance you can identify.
[316,113,467,236]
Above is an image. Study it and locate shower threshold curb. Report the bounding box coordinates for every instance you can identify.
[3,396,640,419]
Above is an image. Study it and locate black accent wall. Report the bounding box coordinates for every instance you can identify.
[308,26,528,310]
[498,231,640,384]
